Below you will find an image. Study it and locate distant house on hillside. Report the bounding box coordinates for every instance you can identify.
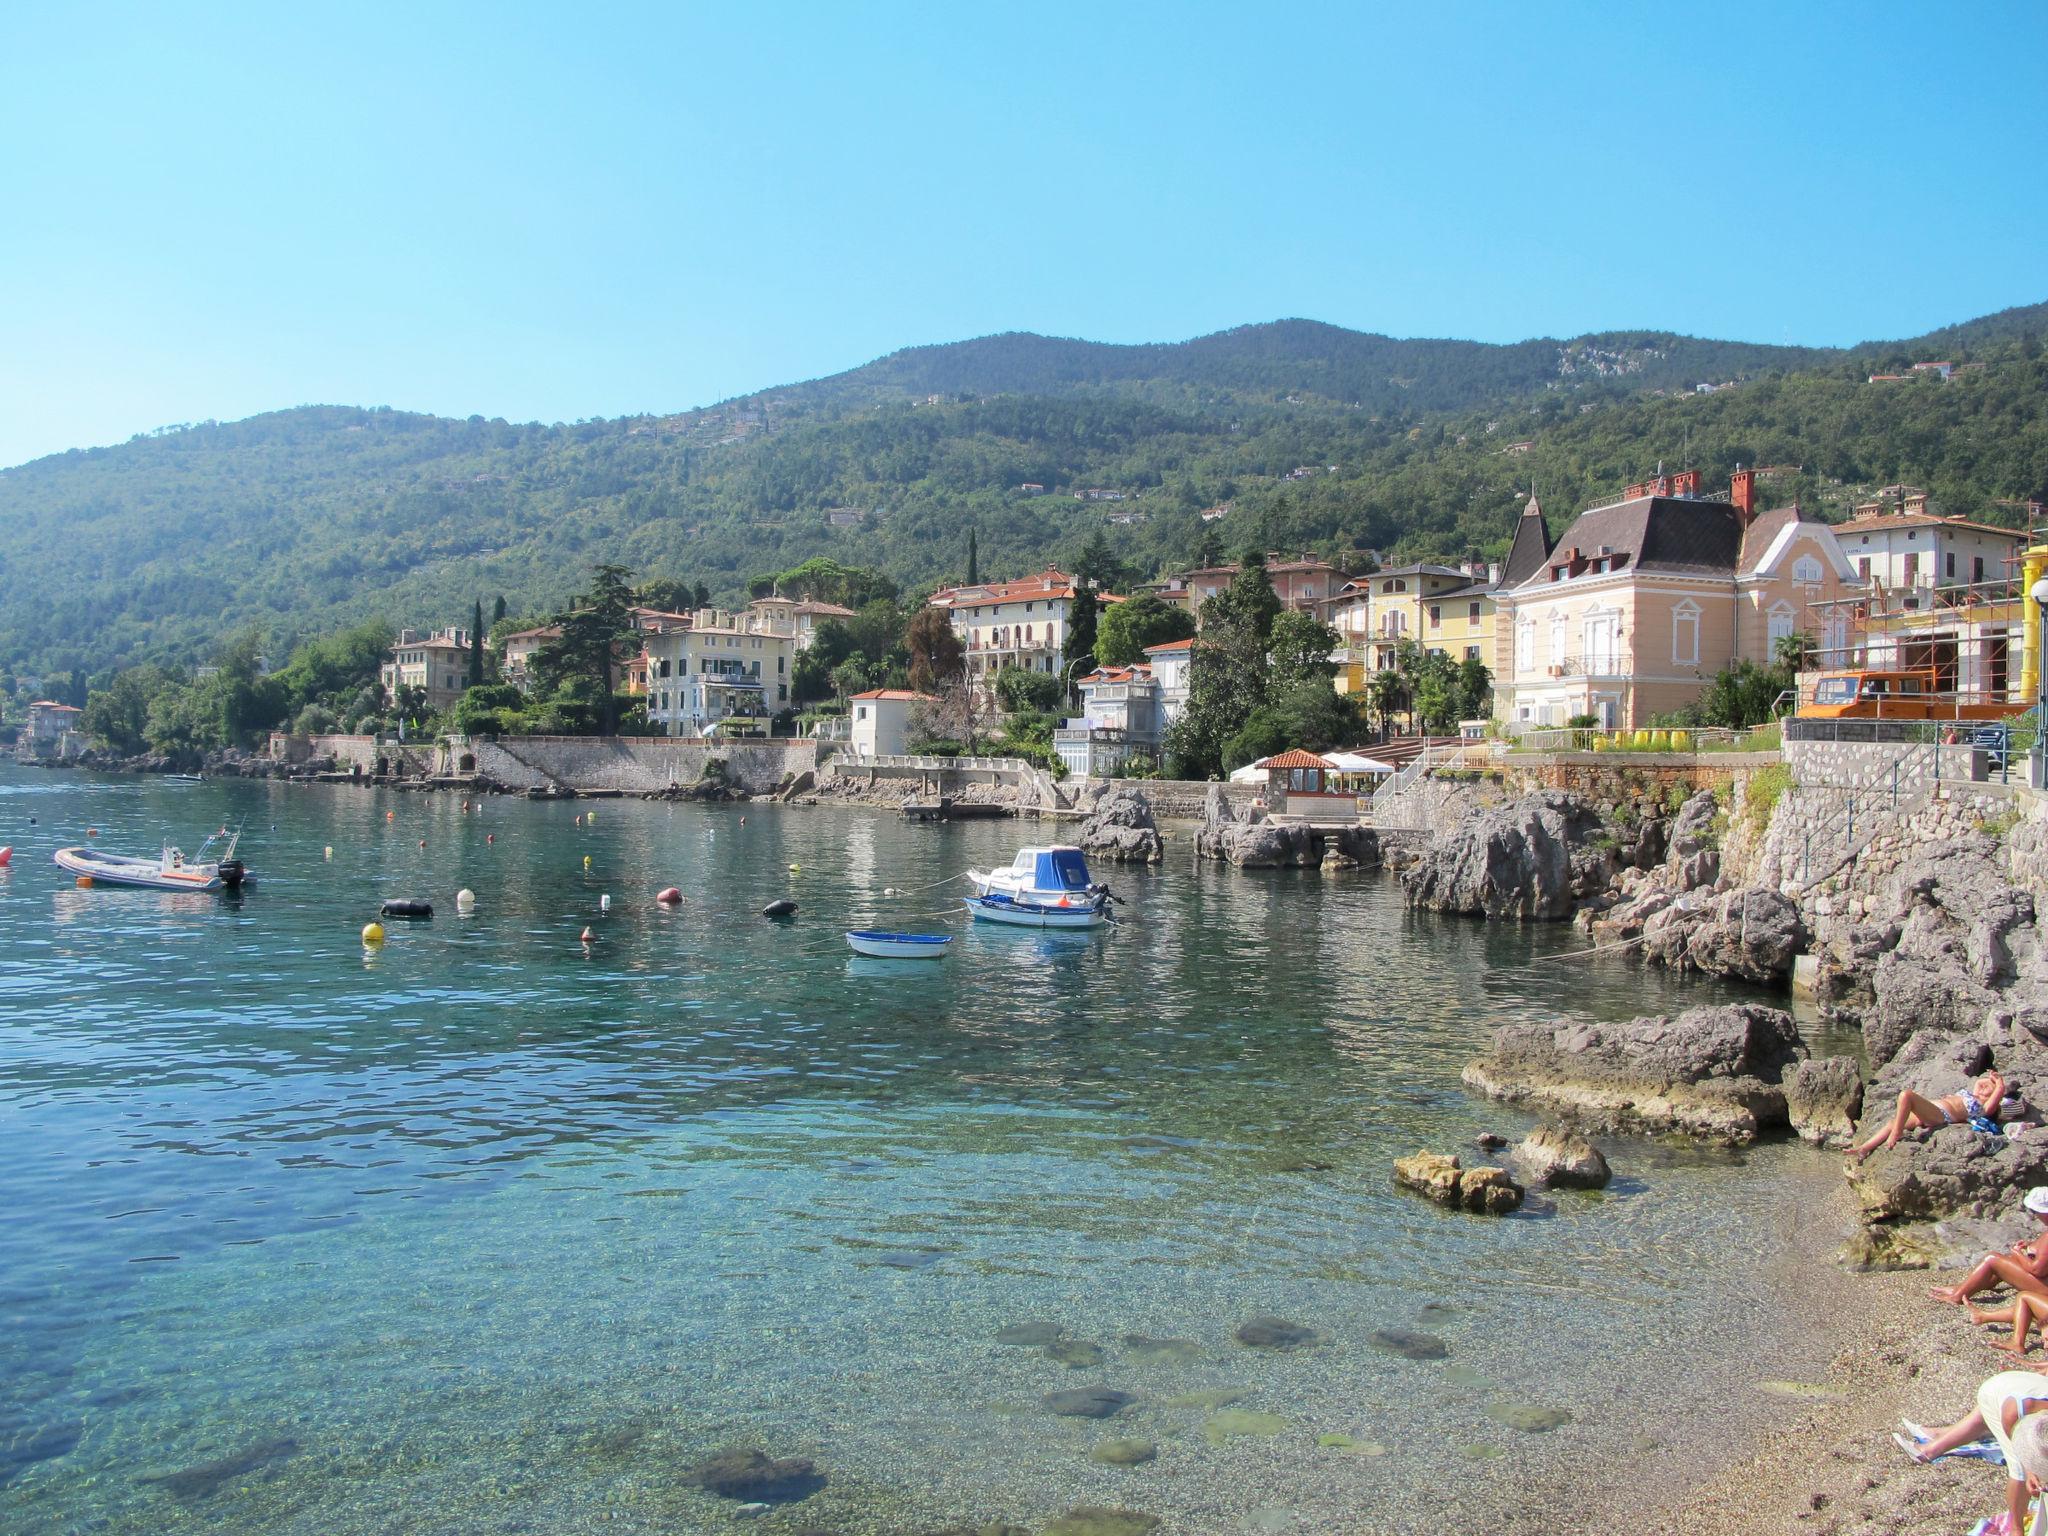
[382,628,473,715]
[825,507,866,527]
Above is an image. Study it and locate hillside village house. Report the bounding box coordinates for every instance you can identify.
[640,608,797,737]
[381,628,473,715]
[495,625,561,693]
[1495,468,1855,730]
[1155,557,1344,619]
[929,569,1120,698]
[23,700,81,753]
[848,689,931,757]
[745,595,858,650]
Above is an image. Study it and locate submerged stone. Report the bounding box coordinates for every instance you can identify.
[1043,1388,1136,1419]
[1367,1329,1448,1360]
[876,1249,943,1270]
[1201,1409,1288,1444]
[1234,1316,1317,1349]
[139,1438,299,1502]
[1121,1334,1202,1362]
[1314,1432,1357,1449]
[1441,1364,1489,1389]
[1045,1340,1105,1369]
[1042,1507,1161,1536]
[1754,1380,1842,1401]
[994,1321,1065,1347]
[1485,1400,1573,1433]
[1162,1388,1247,1409]
[1089,1437,1157,1466]
[1462,1443,1504,1461]
[689,1448,826,1503]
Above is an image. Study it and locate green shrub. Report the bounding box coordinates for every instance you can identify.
[1740,762,1793,840]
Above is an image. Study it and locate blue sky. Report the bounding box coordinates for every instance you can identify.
[1,1,2041,468]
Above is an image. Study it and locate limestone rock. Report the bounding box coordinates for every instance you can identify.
[1075,782,1164,865]
[1785,1056,1864,1148]
[1400,791,1612,922]
[1667,789,1723,892]
[1514,1124,1610,1188]
[1392,1150,1525,1214]
[1460,1003,1805,1144]
[1196,817,1320,868]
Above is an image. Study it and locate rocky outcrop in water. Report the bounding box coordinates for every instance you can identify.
[1391,1150,1525,1214]
[1513,1124,1610,1188]
[1401,791,1612,922]
[1074,782,1164,864]
[1461,1003,1806,1144]
[1785,1056,1865,1148]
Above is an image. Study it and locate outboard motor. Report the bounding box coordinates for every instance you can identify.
[217,858,247,890]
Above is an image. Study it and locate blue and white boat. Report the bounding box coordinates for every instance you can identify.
[967,845,1104,905]
[962,892,1110,930]
[845,930,954,959]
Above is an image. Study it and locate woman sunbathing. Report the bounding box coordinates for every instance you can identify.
[1932,1188,2048,1306]
[1848,1070,2006,1164]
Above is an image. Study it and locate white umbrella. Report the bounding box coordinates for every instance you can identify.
[1324,750,1396,775]
[1228,761,1266,783]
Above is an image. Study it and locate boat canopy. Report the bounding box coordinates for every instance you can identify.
[1033,848,1094,892]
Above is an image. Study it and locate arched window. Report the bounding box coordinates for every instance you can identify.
[1671,599,1702,666]
[1766,602,1797,648]
[1792,554,1824,585]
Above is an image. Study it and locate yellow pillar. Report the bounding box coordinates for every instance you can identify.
[2024,546,2048,706]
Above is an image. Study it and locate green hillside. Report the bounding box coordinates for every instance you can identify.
[1,308,2044,679]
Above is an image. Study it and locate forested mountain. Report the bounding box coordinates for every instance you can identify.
[2,306,2044,678]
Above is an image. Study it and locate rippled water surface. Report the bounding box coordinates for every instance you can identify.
[0,768,1843,1534]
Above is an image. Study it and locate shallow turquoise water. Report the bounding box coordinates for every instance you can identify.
[0,767,1841,1534]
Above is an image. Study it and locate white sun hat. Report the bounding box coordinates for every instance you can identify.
[2023,1187,2048,1216]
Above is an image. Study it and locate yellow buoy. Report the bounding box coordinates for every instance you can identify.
[76,875,94,889]
[788,863,801,873]
[586,811,596,824]
[361,921,385,945]
[583,855,592,870]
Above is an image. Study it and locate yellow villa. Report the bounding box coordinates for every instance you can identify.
[1496,468,1856,731]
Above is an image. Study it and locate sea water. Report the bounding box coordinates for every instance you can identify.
[0,767,1845,1535]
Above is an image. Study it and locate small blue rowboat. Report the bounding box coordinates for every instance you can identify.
[845,930,954,959]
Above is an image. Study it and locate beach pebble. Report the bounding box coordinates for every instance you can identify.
[1043,1388,1135,1419]
[1485,1400,1573,1432]
[1202,1409,1288,1445]
[1120,1334,1202,1362]
[1367,1328,1449,1360]
[1234,1315,1317,1349]
[1089,1437,1157,1466]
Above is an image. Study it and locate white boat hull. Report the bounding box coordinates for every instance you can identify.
[54,846,224,892]
[845,931,954,958]
[963,895,1108,930]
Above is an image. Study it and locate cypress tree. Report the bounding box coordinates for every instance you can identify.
[468,600,485,687]
[966,529,979,585]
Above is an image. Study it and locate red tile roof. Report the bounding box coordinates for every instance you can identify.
[1259,749,1335,770]
[850,689,933,702]
[1836,511,2027,539]
[1142,638,1194,653]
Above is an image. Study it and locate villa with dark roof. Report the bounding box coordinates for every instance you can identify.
[1494,468,1856,730]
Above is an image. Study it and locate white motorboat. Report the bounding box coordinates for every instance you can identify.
[967,845,1105,905]
[963,892,1109,930]
[845,930,954,958]
[54,828,247,892]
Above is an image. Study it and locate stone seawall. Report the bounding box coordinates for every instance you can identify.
[1116,779,1262,822]
[471,737,816,794]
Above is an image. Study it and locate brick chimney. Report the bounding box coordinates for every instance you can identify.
[1729,464,1755,525]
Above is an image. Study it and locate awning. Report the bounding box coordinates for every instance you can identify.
[1323,751,1396,774]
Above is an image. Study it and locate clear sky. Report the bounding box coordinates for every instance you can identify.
[2,1,2041,469]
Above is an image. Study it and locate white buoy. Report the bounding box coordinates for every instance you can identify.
[456,888,476,914]
[324,846,334,861]
[883,887,896,896]
[600,894,611,913]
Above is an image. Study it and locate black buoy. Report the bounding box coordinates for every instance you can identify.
[761,898,798,918]
[380,898,434,919]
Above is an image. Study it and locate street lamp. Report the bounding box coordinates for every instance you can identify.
[2032,577,2048,790]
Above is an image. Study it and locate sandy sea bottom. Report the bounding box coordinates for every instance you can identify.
[0,770,1851,1534]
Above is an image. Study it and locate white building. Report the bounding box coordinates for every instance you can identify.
[848,689,930,757]
[929,568,1119,695]
[640,608,797,737]
[1142,638,1193,727]
[1055,663,1165,778]
[1832,500,2030,598]
[746,596,858,651]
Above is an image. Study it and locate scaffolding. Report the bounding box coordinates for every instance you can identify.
[1799,541,2048,712]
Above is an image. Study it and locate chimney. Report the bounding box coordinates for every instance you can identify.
[1729,464,1755,525]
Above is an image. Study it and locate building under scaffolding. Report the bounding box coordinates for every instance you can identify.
[1802,541,2048,710]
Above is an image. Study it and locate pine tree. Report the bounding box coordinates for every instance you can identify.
[492,594,507,625]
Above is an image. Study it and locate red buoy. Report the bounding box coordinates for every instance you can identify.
[579,926,595,944]
[0,846,12,866]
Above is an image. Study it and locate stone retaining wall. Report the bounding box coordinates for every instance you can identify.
[1784,737,1990,793]
[470,737,815,794]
